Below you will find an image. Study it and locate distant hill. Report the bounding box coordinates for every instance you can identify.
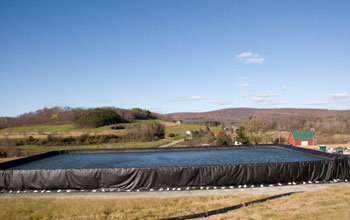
[0,106,174,130]
[168,108,350,122]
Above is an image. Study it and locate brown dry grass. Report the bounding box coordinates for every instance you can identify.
[201,187,350,220]
[160,121,179,127]
[1,187,350,220]
[0,157,20,163]
[0,194,262,220]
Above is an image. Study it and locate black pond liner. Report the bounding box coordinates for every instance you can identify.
[0,144,349,191]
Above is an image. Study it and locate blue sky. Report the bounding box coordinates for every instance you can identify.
[1,0,350,116]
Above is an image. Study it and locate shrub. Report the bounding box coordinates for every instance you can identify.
[234,126,250,145]
[215,130,224,137]
[1,138,21,157]
[131,108,155,120]
[11,133,120,147]
[125,121,165,141]
[216,133,232,146]
[0,148,7,157]
[165,132,175,138]
[74,108,122,128]
[111,125,126,130]
[184,128,215,146]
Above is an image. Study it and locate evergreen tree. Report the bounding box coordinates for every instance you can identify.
[235,126,250,144]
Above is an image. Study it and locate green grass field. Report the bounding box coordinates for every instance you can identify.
[0,120,212,135]
[0,123,125,133]
[0,120,165,133]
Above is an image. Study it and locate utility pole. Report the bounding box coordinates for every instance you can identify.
[278,130,281,144]
[311,128,316,146]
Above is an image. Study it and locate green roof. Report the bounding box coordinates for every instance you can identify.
[291,131,314,140]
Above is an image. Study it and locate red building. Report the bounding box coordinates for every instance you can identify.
[288,131,314,146]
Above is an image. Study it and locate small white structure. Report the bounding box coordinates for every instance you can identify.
[185,130,193,135]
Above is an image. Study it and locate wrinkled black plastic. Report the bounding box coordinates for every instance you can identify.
[1,145,349,190]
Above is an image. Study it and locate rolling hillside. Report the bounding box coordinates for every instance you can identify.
[168,108,350,122]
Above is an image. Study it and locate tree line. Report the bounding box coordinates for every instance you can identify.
[0,106,174,129]
[194,114,350,134]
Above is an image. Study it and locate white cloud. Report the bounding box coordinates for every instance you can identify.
[250,97,268,103]
[178,96,203,101]
[304,101,327,106]
[236,52,258,58]
[281,86,291,91]
[329,92,350,102]
[254,92,280,98]
[301,92,350,107]
[250,97,282,106]
[209,101,234,105]
[237,83,250,88]
[250,91,282,107]
[245,57,264,64]
[235,52,264,64]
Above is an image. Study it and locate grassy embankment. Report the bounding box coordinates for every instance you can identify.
[0,157,17,163]
[0,120,168,134]
[0,187,350,219]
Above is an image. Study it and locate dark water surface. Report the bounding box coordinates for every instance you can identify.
[6,148,323,170]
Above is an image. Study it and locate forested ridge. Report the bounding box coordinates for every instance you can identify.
[170,108,350,134]
[0,107,174,129]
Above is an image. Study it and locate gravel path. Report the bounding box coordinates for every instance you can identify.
[159,139,184,148]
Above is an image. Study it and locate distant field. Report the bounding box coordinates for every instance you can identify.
[166,124,218,138]
[0,120,200,138]
[0,120,189,134]
[0,123,112,133]
[317,133,350,145]
[0,119,156,132]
